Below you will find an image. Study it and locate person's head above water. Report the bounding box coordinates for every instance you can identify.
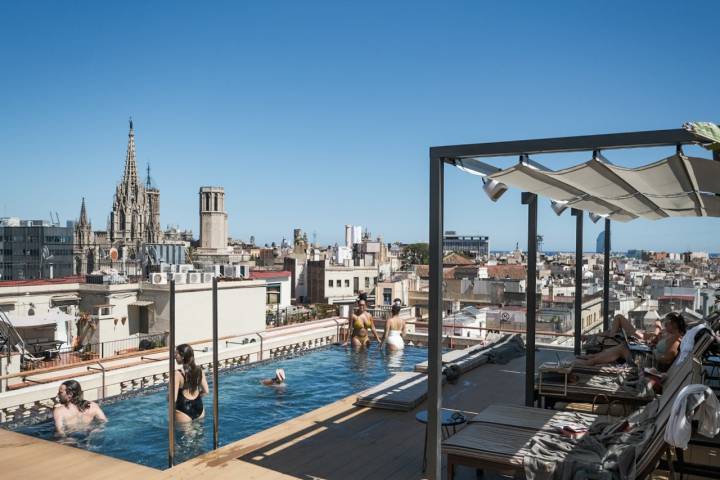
[58,379,90,412]
[175,343,203,392]
[274,368,286,383]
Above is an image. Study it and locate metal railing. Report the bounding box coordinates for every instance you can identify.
[21,332,169,371]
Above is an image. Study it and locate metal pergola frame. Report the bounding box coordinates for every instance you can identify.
[426,128,713,480]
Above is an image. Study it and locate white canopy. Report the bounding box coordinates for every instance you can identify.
[7,309,74,349]
[483,154,720,221]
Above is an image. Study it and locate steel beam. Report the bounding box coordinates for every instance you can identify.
[168,280,176,468]
[603,218,611,330]
[427,154,445,480]
[212,277,219,450]
[430,129,704,159]
[522,192,537,407]
[572,209,583,355]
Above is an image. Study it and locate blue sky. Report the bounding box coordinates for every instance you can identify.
[1,1,718,252]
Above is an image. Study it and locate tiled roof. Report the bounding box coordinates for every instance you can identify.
[486,264,526,280]
[0,276,86,287]
[442,252,475,265]
[248,270,291,279]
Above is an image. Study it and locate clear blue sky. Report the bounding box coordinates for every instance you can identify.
[1,1,718,252]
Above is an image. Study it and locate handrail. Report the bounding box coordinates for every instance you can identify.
[86,362,106,399]
[0,316,348,383]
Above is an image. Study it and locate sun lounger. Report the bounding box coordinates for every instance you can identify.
[535,328,713,407]
[443,350,697,479]
[414,334,524,374]
[355,371,433,411]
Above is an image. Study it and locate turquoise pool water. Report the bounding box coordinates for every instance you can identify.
[9,345,427,469]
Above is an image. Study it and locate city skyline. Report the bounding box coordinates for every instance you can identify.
[2,1,719,251]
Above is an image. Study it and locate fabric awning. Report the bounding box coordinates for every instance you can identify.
[129,300,154,307]
[484,154,720,221]
[51,294,81,303]
[7,310,75,328]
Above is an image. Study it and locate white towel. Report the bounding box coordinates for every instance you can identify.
[665,384,720,449]
[676,323,709,364]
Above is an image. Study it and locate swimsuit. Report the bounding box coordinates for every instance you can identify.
[386,330,405,350]
[175,370,204,420]
[352,316,370,344]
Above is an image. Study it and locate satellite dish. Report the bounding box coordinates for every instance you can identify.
[110,247,119,262]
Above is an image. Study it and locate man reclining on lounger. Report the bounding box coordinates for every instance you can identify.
[575,313,685,372]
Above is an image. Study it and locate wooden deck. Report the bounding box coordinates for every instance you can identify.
[0,428,157,479]
[1,347,676,480]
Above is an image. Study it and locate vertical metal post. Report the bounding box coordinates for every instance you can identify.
[212,277,219,450]
[427,154,444,480]
[522,192,537,407]
[603,218,611,330]
[572,209,583,355]
[168,280,176,468]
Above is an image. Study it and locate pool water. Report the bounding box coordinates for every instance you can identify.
[10,345,427,469]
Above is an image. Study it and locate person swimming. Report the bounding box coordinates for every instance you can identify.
[380,303,406,351]
[349,298,381,349]
[261,368,286,386]
[174,344,209,423]
[53,379,107,436]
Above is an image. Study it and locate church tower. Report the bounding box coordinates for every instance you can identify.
[74,197,95,275]
[108,119,160,255]
[145,164,162,243]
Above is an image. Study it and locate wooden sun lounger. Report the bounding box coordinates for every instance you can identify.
[443,353,697,479]
[535,330,713,407]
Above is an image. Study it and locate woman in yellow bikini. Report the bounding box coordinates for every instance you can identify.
[349,299,381,349]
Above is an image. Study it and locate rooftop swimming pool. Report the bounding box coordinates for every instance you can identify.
[8,345,427,469]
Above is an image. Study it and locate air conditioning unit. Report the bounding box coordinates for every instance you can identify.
[150,272,167,285]
[204,265,221,276]
[187,272,202,284]
[178,264,192,274]
[161,263,173,273]
[168,272,187,284]
[202,273,215,283]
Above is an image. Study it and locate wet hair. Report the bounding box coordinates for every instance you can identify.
[61,379,90,412]
[358,292,368,302]
[664,312,686,334]
[391,304,402,316]
[176,344,203,393]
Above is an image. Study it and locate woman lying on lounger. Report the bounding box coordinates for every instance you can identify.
[584,314,662,350]
[574,312,685,372]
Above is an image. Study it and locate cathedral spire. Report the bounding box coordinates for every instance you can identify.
[146,162,153,189]
[79,197,89,226]
[123,117,139,187]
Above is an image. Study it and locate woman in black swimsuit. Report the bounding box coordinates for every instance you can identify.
[174,344,209,423]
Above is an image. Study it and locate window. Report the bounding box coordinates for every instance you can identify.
[328,280,333,288]
[373,277,377,285]
[383,288,392,305]
[365,277,370,288]
[344,279,350,288]
[336,280,341,287]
